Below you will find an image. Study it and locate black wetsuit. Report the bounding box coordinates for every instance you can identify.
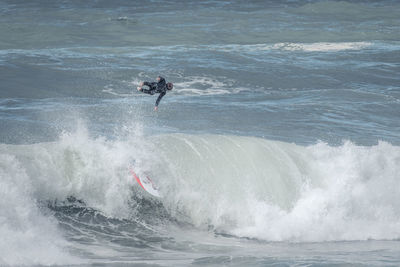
[141,77,168,107]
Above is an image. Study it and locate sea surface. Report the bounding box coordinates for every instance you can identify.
[1,0,400,266]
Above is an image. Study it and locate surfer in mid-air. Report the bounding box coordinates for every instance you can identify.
[137,76,173,111]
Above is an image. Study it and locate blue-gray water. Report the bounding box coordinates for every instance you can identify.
[1,0,400,266]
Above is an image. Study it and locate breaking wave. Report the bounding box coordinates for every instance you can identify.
[1,128,400,264]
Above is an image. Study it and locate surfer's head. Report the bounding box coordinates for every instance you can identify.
[167,82,173,90]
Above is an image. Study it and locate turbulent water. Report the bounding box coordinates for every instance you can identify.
[1,0,400,266]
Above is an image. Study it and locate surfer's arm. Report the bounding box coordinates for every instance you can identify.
[155,92,166,107]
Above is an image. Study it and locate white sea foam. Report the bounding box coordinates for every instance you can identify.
[0,41,390,60]
[271,42,373,52]
[203,42,373,53]
[172,76,246,96]
[0,153,81,265]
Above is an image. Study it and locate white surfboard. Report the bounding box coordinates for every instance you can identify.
[130,169,161,197]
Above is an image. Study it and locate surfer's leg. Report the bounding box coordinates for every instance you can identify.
[141,88,155,95]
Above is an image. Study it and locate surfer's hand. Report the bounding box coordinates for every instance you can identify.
[154,106,158,111]
[137,87,142,91]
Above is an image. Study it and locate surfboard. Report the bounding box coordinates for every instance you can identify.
[130,169,161,197]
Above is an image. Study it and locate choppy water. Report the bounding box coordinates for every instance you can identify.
[1,0,400,266]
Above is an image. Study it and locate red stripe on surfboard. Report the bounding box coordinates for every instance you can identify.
[130,169,146,191]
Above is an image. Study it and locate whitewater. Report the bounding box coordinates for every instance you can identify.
[1,0,400,266]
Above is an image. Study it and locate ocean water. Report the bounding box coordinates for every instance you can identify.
[1,0,400,266]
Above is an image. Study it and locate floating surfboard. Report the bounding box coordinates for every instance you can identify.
[130,168,161,197]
